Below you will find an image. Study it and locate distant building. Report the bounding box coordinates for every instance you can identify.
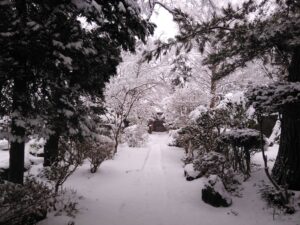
[148,112,167,133]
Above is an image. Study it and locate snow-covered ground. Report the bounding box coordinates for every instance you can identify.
[38,133,300,225]
[0,139,43,170]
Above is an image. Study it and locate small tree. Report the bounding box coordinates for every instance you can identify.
[104,75,157,154]
[85,135,114,173]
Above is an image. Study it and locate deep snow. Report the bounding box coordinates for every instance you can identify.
[37,132,299,225]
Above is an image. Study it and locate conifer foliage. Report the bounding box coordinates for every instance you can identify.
[0,0,154,184]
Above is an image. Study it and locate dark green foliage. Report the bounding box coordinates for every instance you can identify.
[246,82,300,113]
[219,128,262,149]
[0,177,53,225]
[0,0,154,183]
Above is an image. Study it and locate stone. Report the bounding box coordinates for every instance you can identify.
[201,175,232,207]
[184,163,201,181]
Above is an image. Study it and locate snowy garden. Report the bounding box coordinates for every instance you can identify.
[1,0,300,225]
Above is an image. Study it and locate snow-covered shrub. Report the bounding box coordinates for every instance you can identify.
[219,128,264,178]
[260,184,296,214]
[85,135,114,173]
[26,138,45,157]
[50,188,79,217]
[42,138,86,193]
[177,107,229,156]
[193,151,239,191]
[0,177,53,225]
[193,151,227,175]
[124,124,148,147]
[216,91,256,129]
[184,163,201,181]
[163,85,209,128]
[168,129,181,146]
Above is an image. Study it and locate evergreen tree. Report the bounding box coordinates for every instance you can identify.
[0,0,154,184]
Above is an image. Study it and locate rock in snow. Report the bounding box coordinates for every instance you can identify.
[184,163,201,181]
[201,175,232,207]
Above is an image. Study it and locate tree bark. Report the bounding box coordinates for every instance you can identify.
[209,65,217,108]
[210,77,217,108]
[9,79,26,184]
[43,132,60,167]
[272,47,300,190]
[8,0,29,185]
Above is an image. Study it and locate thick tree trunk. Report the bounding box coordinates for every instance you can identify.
[9,122,25,184]
[43,88,63,166]
[8,0,28,185]
[272,47,300,190]
[43,132,60,167]
[9,79,26,184]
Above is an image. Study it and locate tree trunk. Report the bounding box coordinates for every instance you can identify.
[8,0,28,185]
[9,79,26,184]
[210,66,217,108]
[113,135,119,155]
[43,132,60,167]
[272,47,300,190]
[9,122,25,184]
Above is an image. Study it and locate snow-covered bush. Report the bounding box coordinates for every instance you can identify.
[193,151,239,192]
[260,184,296,214]
[124,124,148,147]
[0,177,53,225]
[85,135,114,173]
[219,128,264,178]
[216,91,256,128]
[168,129,181,146]
[26,138,45,157]
[42,138,86,193]
[176,107,229,156]
[178,91,256,163]
[184,163,201,181]
[164,86,208,128]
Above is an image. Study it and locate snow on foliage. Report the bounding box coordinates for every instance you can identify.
[124,124,148,147]
[216,91,246,110]
[246,82,300,113]
[189,105,208,122]
[72,0,103,14]
[164,85,208,127]
[268,119,281,145]
[219,128,264,148]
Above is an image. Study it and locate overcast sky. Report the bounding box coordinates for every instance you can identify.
[150,7,178,41]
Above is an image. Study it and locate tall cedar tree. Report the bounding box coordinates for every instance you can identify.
[144,0,300,190]
[0,0,154,184]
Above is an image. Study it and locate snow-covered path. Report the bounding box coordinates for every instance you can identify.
[39,133,299,225]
